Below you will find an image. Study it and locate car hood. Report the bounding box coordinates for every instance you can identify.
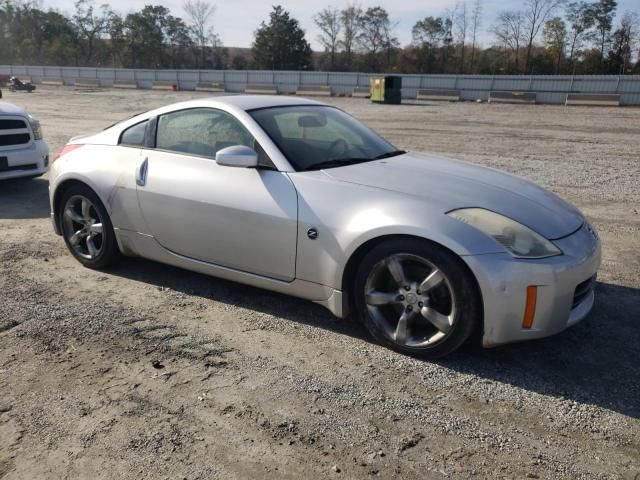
[323,152,583,239]
[0,101,27,116]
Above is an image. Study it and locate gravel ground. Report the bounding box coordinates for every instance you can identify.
[0,87,639,479]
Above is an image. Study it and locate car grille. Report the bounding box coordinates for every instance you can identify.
[0,118,31,147]
[0,133,30,146]
[572,275,596,309]
[0,119,27,130]
[0,163,38,172]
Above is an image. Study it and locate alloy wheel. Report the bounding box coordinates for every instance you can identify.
[364,254,457,348]
[61,194,104,260]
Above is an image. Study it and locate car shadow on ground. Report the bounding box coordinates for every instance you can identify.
[109,257,639,420]
[0,177,50,219]
[440,281,640,420]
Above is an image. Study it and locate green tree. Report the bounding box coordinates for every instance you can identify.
[543,16,567,72]
[357,6,398,72]
[72,0,111,64]
[165,15,193,68]
[123,6,169,67]
[412,16,445,72]
[252,5,312,70]
[231,54,248,70]
[107,12,126,66]
[120,5,189,68]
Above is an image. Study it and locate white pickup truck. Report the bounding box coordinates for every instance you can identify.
[0,102,49,180]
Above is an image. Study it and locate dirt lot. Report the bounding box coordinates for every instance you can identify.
[1,87,639,480]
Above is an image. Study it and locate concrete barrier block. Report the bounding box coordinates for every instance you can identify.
[245,84,278,95]
[352,87,370,98]
[152,81,178,90]
[417,89,460,101]
[565,93,620,106]
[195,82,225,92]
[40,78,64,86]
[75,78,100,89]
[113,80,138,89]
[489,91,537,104]
[296,85,331,97]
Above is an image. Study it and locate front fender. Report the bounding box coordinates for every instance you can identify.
[290,171,503,290]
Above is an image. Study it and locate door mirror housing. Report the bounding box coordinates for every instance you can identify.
[215,145,258,168]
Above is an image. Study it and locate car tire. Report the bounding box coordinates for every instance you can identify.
[353,238,481,359]
[59,184,121,269]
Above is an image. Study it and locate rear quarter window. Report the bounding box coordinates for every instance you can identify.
[119,120,148,147]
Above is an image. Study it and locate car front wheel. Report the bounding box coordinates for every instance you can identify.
[59,185,121,269]
[354,238,481,359]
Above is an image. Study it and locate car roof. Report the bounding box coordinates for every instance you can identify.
[123,95,328,125]
[109,95,331,140]
[199,94,326,111]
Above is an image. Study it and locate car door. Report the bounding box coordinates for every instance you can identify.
[135,107,298,281]
[108,119,150,233]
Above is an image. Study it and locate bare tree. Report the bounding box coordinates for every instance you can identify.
[590,0,617,65]
[469,0,482,72]
[454,1,468,72]
[522,0,565,73]
[183,0,216,68]
[73,0,111,63]
[314,7,341,70]
[442,8,456,72]
[565,1,594,71]
[493,10,526,72]
[339,3,362,69]
[608,11,639,73]
[208,30,225,69]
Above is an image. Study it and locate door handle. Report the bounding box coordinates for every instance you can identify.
[136,157,148,186]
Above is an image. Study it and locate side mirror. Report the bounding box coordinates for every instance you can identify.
[215,145,258,168]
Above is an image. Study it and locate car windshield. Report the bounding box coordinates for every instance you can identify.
[249,105,403,171]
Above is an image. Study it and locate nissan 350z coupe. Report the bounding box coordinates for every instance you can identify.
[49,96,601,358]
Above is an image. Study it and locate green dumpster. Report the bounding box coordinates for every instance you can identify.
[370,76,402,105]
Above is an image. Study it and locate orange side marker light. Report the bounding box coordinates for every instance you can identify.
[522,286,538,329]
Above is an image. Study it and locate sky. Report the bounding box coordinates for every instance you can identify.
[47,0,639,50]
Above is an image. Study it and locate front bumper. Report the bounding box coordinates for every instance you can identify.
[464,223,601,348]
[0,140,49,180]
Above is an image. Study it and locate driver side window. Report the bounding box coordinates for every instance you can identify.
[156,108,254,158]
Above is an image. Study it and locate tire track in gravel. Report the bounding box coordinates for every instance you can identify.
[3,234,638,479]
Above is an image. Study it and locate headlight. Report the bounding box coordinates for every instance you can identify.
[448,208,562,258]
[29,116,43,140]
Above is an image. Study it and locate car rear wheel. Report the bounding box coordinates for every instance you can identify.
[59,185,121,269]
[353,238,481,359]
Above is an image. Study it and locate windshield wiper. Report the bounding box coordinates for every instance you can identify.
[374,150,406,160]
[301,150,406,171]
[301,158,371,171]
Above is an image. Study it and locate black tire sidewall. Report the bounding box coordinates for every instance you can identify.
[353,238,481,359]
[59,185,120,269]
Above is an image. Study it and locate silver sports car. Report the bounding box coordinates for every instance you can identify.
[49,96,601,358]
